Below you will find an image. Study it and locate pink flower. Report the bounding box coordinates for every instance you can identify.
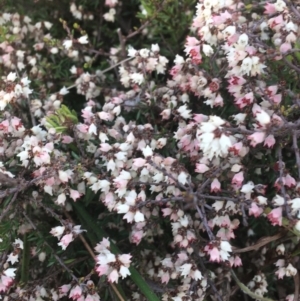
[69,285,82,300]
[211,178,221,193]
[268,15,284,29]
[96,264,109,276]
[62,135,74,144]
[271,93,282,104]
[249,202,263,217]
[267,207,282,226]
[285,174,296,188]
[130,230,144,245]
[229,255,243,267]
[59,284,71,294]
[160,271,170,284]
[231,172,244,188]
[247,132,266,147]
[108,269,119,283]
[205,246,220,262]
[58,233,74,250]
[132,158,146,170]
[264,2,276,14]
[236,92,254,109]
[280,42,292,53]
[229,142,243,156]
[105,0,118,8]
[264,135,276,148]
[195,163,209,173]
[69,189,82,201]
[1,275,13,287]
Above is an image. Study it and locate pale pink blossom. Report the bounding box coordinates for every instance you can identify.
[231,172,244,188]
[264,135,276,148]
[249,203,263,217]
[211,178,221,193]
[267,207,282,226]
[247,132,266,147]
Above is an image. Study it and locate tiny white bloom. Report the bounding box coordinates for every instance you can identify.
[78,35,88,44]
[178,171,188,185]
[151,44,160,52]
[134,211,145,223]
[59,86,69,95]
[142,145,153,157]
[7,72,17,81]
[202,44,214,56]
[180,263,192,278]
[63,39,73,50]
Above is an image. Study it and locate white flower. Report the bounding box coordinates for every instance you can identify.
[286,263,297,277]
[117,204,130,214]
[4,268,16,277]
[130,72,144,85]
[178,171,188,185]
[13,238,24,249]
[202,44,214,56]
[119,265,130,278]
[139,48,150,58]
[290,198,300,212]
[134,211,145,222]
[91,179,111,194]
[222,25,236,37]
[274,0,286,12]
[240,57,253,75]
[256,110,270,126]
[56,193,66,205]
[63,39,73,50]
[174,54,184,65]
[59,170,70,183]
[234,113,247,124]
[59,86,69,95]
[273,195,284,206]
[50,226,65,238]
[128,46,137,57]
[180,263,192,278]
[104,8,116,22]
[142,145,153,157]
[151,44,160,52]
[7,72,17,81]
[241,182,254,195]
[44,21,52,30]
[78,35,88,44]
[257,196,268,205]
[38,252,46,262]
[192,269,203,280]
[7,253,18,264]
[237,33,249,48]
[177,105,192,119]
[220,241,232,261]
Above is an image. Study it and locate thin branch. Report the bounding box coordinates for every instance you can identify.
[0,191,19,222]
[117,28,127,59]
[277,146,291,219]
[64,211,126,301]
[283,56,300,74]
[293,131,300,179]
[22,211,80,284]
[194,200,214,241]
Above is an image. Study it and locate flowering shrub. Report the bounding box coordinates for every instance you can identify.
[2,0,300,300]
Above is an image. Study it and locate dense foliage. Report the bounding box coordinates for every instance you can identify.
[1,0,300,300]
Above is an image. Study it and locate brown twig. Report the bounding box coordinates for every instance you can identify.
[277,146,291,219]
[232,232,286,254]
[63,211,126,301]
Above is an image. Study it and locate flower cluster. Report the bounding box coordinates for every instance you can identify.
[95,238,131,283]
[2,0,300,300]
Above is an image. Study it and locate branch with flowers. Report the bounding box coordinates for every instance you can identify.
[2,0,300,300]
